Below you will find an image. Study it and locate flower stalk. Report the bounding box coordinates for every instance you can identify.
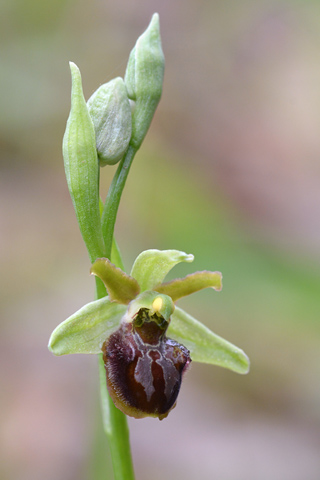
[98,353,135,479]
[101,144,137,259]
[95,242,135,479]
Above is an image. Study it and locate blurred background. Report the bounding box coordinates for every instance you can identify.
[1,1,320,479]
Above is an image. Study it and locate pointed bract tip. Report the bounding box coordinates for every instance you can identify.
[144,12,160,37]
[69,61,78,72]
[151,12,159,24]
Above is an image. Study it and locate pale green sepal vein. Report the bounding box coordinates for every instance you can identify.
[63,62,105,262]
[168,306,250,374]
[130,249,194,292]
[48,297,126,355]
[154,270,222,301]
[91,258,140,304]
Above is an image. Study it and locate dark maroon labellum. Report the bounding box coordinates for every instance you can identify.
[102,308,191,420]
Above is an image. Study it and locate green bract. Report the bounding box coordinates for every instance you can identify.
[48,249,250,375]
[87,78,132,166]
[63,62,105,262]
[124,13,165,149]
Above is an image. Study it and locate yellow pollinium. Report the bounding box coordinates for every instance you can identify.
[152,296,163,313]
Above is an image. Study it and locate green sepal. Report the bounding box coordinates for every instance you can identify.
[124,13,165,149]
[91,258,140,304]
[87,77,132,166]
[63,62,105,262]
[154,270,222,301]
[168,307,250,374]
[123,291,175,323]
[48,297,126,355]
[130,249,194,292]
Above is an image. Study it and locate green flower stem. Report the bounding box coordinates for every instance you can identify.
[98,176,135,479]
[96,274,135,480]
[101,145,137,259]
[98,353,135,480]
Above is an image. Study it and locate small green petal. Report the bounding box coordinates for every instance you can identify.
[168,307,250,374]
[48,297,126,355]
[130,249,194,292]
[91,258,140,304]
[154,270,222,301]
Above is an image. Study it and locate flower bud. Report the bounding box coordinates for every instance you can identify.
[87,77,132,166]
[124,13,165,149]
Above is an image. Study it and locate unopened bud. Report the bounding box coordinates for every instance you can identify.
[124,13,164,149]
[87,77,132,166]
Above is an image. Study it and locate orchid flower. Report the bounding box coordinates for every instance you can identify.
[49,249,249,420]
